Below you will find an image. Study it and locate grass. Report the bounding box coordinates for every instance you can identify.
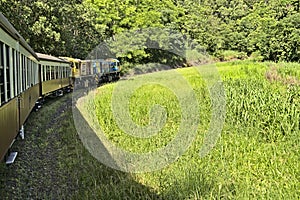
[76,60,300,199]
[0,60,299,199]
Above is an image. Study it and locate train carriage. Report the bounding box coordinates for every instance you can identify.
[0,11,122,164]
[0,12,39,162]
[37,53,71,96]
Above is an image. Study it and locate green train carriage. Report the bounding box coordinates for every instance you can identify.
[0,12,73,163]
[0,11,121,163]
[0,12,40,163]
[37,53,72,97]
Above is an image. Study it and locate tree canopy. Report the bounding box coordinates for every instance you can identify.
[1,0,299,65]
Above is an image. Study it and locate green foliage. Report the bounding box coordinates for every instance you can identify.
[1,0,300,62]
[0,0,102,58]
[215,50,248,61]
[249,51,264,62]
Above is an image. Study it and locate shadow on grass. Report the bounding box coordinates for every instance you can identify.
[70,105,163,199]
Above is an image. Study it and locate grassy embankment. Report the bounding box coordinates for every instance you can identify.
[76,60,299,199]
[0,60,299,199]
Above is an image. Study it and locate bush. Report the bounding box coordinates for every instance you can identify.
[249,51,264,62]
[215,50,248,61]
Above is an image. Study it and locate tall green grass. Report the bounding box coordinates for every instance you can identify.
[76,61,299,199]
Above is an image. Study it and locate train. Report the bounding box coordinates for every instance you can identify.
[60,57,121,84]
[0,12,121,164]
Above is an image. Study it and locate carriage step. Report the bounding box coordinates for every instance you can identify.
[5,152,18,165]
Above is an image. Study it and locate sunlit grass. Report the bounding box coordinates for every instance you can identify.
[76,61,300,199]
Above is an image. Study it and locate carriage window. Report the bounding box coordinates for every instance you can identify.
[32,61,37,85]
[22,55,26,91]
[30,60,33,86]
[46,65,50,80]
[41,65,44,82]
[40,65,43,82]
[0,42,4,105]
[50,66,54,79]
[27,58,31,87]
[17,52,21,94]
[56,66,58,79]
[32,61,36,85]
[68,66,70,77]
[34,62,38,84]
[54,66,56,79]
[56,66,59,79]
[43,65,46,81]
[12,49,17,96]
[64,67,67,78]
[65,67,68,77]
[43,66,46,81]
[61,66,63,78]
[22,56,24,90]
[5,45,11,100]
[30,61,34,84]
[64,66,67,78]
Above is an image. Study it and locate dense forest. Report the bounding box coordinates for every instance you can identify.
[1,0,299,67]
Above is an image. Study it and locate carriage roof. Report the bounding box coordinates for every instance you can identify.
[0,12,38,60]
